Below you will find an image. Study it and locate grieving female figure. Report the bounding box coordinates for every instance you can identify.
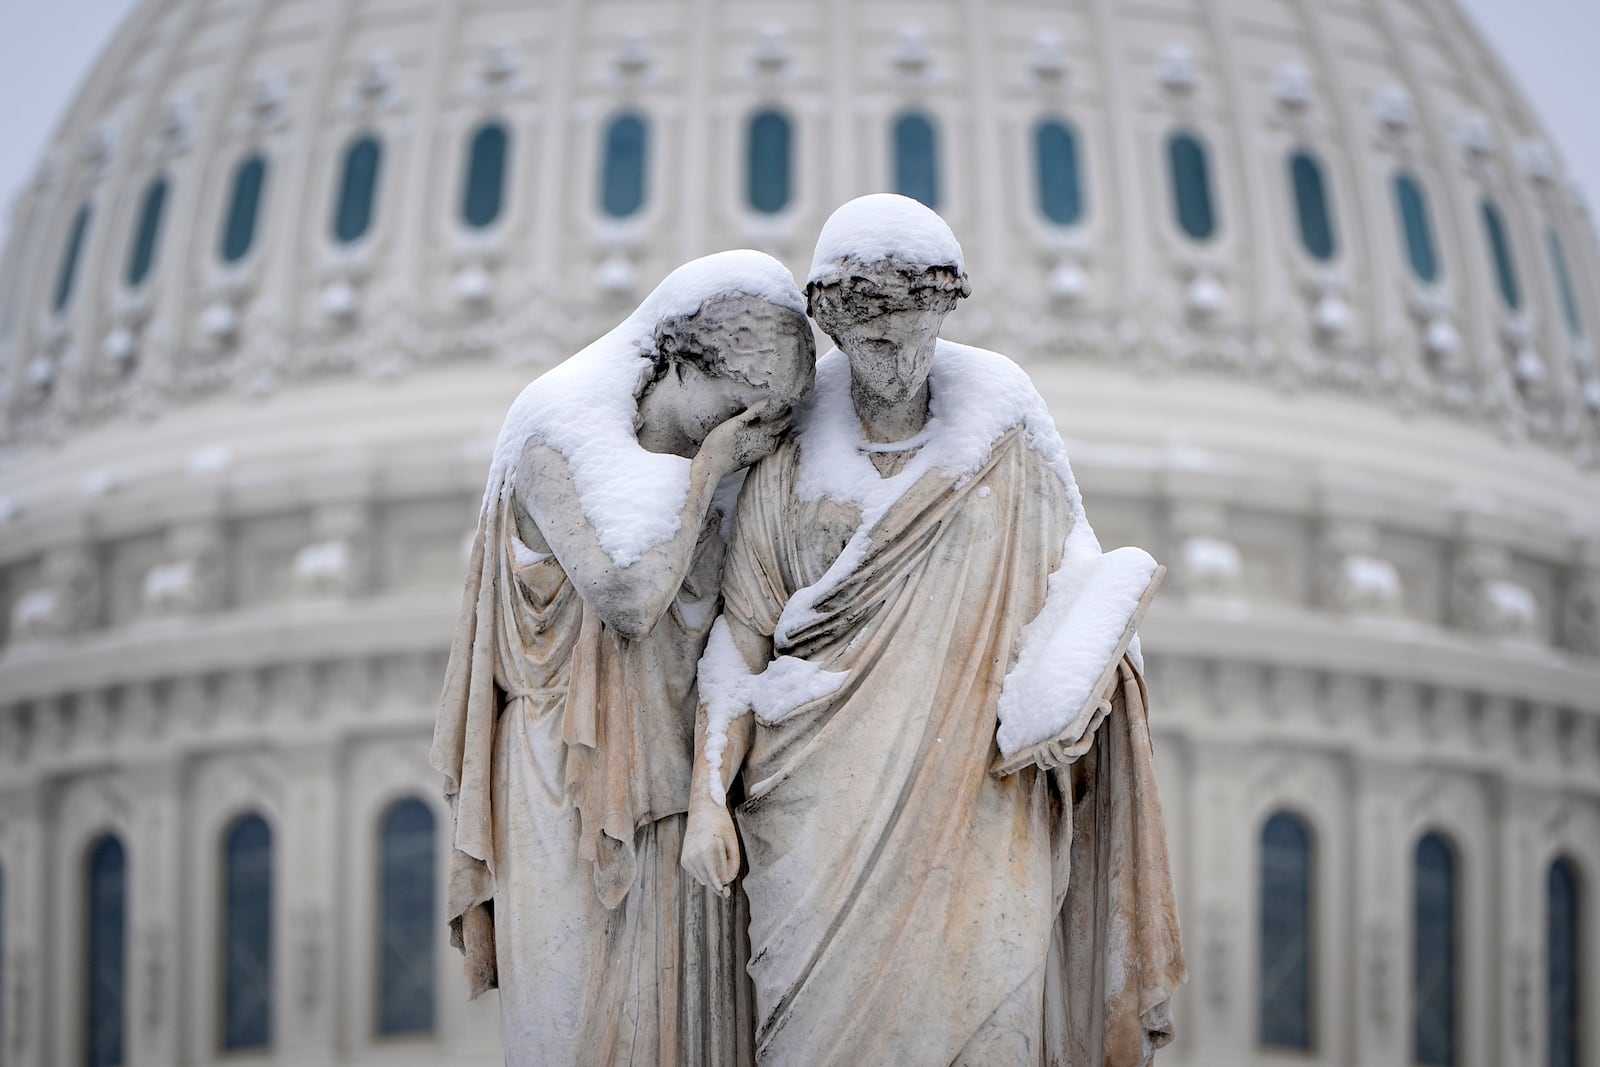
[432,250,815,1066]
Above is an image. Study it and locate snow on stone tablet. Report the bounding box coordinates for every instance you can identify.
[483,250,805,568]
[996,546,1160,757]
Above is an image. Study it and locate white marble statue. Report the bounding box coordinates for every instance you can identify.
[431,250,815,1066]
[681,195,1188,1066]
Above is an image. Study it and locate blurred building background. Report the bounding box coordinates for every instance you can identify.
[0,0,1597,1065]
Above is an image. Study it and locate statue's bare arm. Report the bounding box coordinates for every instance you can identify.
[682,613,770,895]
[512,409,781,641]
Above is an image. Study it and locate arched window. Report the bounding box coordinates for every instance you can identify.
[53,203,92,313]
[125,176,168,287]
[223,815,272,1050]
[1167,132,1216,241]
[1393,173,1441,284]
[220,154,268,263]
[746,109,793,215]
[86,835,126,1067]
[1548,858,1581,1067]
[600,112,649,218]
[1260,812,1314,1049]
[1034,119,1083,226]
[378,798,437,1036]
[1481,199,1521,311]
[333,135,384,244]
[461,121,510,229]
[892,112,939,210]
[1413,833,1458,1066]
[1547,231,1584,338]
[1289,151,1336,261]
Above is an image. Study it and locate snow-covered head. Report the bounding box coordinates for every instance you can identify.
[805,193,970,329]
[805,195,970,405]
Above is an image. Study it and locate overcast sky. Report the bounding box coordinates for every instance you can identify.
[0,0,1595,246]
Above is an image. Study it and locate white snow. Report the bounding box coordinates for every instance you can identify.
[996,546,1159,756]
[13,588,58,630]
[1485,579,1538,631]
[485,250,805,568]
[807,193,965,285]
[775,340,1101,645]
[1342,554,1401,607]
[294,540,353,584]
[143,560,196,606]
[697,616,848,806]
[1182,537,1241,585]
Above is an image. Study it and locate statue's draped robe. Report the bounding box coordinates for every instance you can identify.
[721,427,1186,1066]
[430,465,753,1066]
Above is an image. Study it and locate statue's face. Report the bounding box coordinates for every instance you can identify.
[831,302,947,402]
[652,294,815,449]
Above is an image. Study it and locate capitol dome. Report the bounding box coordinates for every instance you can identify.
[0,0,1596,1064]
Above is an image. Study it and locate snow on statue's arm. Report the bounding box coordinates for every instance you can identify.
[511,414,763,642]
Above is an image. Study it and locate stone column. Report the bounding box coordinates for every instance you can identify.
[276,742,343,1060]
[126,761,181,1067]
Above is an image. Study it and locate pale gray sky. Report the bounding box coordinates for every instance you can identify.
[0,0,1596,245]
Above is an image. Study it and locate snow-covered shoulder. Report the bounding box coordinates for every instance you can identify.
[777,339,1102,643]
[484,250,804,569]
[807,193,965,284]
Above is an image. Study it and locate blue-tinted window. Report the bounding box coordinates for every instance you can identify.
[1482,200,1522,310]
[892,112,939,210]
[223,815,272,1051]
[125,177,167,287]
[461,121,509,229]
[1414,833,1458,1066]
[379,799,437,1036]
[1035,119,1083,226]
[333,136,383,243]
[87,835,126,1067]
[1289,151,1336,261]
[53,204,92,313]
[1167,132,1216,241]
[221,155,268,263]
[1548,858,1580,1067]
[600,113,648,218]
[746,110,793,215]
[1260,812,1314,1049]
[1394,173,1441,284]
[1547,231,1584,338]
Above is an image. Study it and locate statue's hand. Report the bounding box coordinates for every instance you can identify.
[700,401,794,474]
[681,803,741,897]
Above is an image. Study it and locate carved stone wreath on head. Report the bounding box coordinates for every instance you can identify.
[805,254,972,336]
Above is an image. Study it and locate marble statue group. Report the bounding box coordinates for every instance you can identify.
[431,194,1187,1066]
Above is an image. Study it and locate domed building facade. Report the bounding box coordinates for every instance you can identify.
[0,0,1597,1064]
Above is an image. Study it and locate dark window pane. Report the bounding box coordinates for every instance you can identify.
[1168,133,1216,241]
[1547,231,1584,338]
[461,122,510,229]
[1290,151,1336,261]
[892,112,939,210]
[600,113,648,218]
[1482,200,1522,310]
[1548,858,1580,1067]
[1394,173,1441,284]
[333,136,383,243]
[1035,119,1083,226]
[1260,812,1314,1049]
[221,155,268,263]
[747,110,793,215]
[1414,833,1458,1066]
[223,815,272,1051]
[53,204,92,313]
[87,836,126,1067]
[125,177,167,287]
[378,799,437,1036]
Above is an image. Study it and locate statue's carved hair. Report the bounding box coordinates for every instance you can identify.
[805,255,971,337]
[647,292,813,390]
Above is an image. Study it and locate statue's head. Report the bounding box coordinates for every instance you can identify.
[628,251,815,456]
[806,194,970,400]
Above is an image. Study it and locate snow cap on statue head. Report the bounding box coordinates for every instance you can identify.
[805,194,971,327]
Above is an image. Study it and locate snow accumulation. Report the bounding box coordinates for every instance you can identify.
[807,193,966,284]
[486,250,805,568]
[775,340,1101,645]
[698,616,848,806]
